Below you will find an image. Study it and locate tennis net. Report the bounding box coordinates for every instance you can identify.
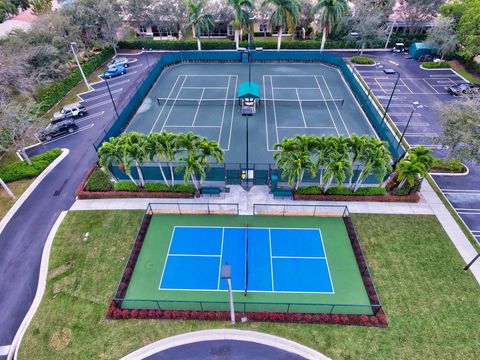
[244,221,249,296]
[157,97,344,107]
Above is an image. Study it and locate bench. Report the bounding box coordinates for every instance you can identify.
[201,187,222,196]
[273,188,293,199]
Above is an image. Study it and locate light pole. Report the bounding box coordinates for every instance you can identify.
[221,264,235,325]
[395,101,422,155]
[70,42,91,90]
[104,77,119,118]
[380,68,400,128]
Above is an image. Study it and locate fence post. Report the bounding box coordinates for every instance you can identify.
[178,203,181,215]
[329,305,335,314]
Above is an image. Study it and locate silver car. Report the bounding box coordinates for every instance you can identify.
[107,56,129,68]
[51,102,87,123]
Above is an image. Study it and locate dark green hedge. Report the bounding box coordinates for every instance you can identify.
[422,61,450,69]
[35,48,114,115]
[118,39,236,50]
[85,169,114,192]
[351,56,375,65]
[0,148,62,183]
[296,185,387,196]
[114,181,138,191]
[431,158,465,172]
[144,183,195,193]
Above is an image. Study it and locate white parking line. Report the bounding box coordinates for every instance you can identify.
[0,344,10,356]
[405,133,438,136]
[388,60,399,66]
[442,189,480,193]
[81,88,122,102]
[76,111,105,123]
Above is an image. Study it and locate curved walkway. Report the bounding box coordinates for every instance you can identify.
[121,330,330,360]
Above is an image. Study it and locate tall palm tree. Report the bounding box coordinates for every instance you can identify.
[274,139,313,189]
[197,138,224,186]
[179,151,206,191]
[228,0,255,49]
[407,146,434,172]
[313,0,348,51]
[352,138,391,191]
[146,133,170,186]
[311,135,337,188]
[98,137,124,180]
[322,150,351,192]
[262,0,300,50]
[347,134,368,190]
[120,132,148,188]
[161,132,180,186]
[186,0,215,51]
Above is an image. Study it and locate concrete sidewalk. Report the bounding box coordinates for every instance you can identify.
[70,184,480,284]
[70,185,434,215]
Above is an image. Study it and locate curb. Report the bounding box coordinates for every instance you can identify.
[8,211,68,360]
[429,163,469,177]
[120,329,331,360]
[0,148,69,236]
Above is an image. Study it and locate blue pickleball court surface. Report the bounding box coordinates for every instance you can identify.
[159,226,334,293]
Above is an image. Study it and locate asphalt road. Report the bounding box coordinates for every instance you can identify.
[144,340,307,360]
[0,52,160,355]
[356,50,480,246]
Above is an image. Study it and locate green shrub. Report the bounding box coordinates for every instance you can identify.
[296,185,386,195]
[351,56,375,65]
[422,61,450,69]
[118,39,236,50]
[431,158,465,172]
[85,169,114,192]
[114,181,138,192]
[144,183,195,193]
[0,148,62,183]
[35,48,114,115]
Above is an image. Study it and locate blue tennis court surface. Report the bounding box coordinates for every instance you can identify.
[159,226,334,294]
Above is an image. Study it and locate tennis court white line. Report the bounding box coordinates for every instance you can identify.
[160,75,189,132]
[158,229,176,289]
[150,75,183,133]
[191,88,205,126]
[273,87,319,90]
[226,75,238,151]
[277,126,336,129]
[263,75,270,150]
[165,125,221,128]
[158,287,335,294]
[314,76,339,135]
[268,228,275,292]
[319,229,335,294]
[296,88,307,127]
[320,75,350,136]
[270,75,280,145]
[217,228,225,290]
[168,254,221,257]
[218,75,231,144]
[271,256,326,259]
[182,86,228,89]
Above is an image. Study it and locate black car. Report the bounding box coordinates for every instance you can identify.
[51,102,87,123]
[36,119,78,142]
[447,83,480,96]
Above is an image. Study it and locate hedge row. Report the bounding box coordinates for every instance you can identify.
[296,186,387,196]
[294,192,420,202]
[422,61,450,69]
[430,158,466,173]
[106,306,387,327]
[35,48,114,115]
[351,56,375,65]
[0,148,62,183]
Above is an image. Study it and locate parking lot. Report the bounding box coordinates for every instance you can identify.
[357,51,480,245]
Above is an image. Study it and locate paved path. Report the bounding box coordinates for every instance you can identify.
[122,329,329,360]
[71,185,434,215]
[0,52,160,358]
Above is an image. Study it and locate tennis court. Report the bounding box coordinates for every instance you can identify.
[120,213,376,315]
[126,63,377,163]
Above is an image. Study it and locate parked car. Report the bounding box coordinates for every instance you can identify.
[51,102,87,123]
[418,54,433,62]
[36,119,78,142]
[447,83,480,96]
[392,43,406,53]
[103,65,127,79]
[107,56,129,68]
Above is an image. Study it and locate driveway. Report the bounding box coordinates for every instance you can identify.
[0,51,161,358]
[356,50,480,245]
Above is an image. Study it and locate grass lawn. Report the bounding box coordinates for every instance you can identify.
[0,179,34,220]
[449,60,480,84]
[19,211,480,360]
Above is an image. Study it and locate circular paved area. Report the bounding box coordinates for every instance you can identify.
[144,340,307,360]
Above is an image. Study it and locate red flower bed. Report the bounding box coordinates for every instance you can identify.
[294,192,420,203]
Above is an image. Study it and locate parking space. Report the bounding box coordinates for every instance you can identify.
[357,51,480,245]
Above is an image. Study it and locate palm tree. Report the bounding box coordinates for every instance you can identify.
[322,150,351,192]
[98,136,137,185]
[347,134,368,190]
[274,139,313,190]
[186,0,215,51]
[120,132,148,188]
[396,154,427,190]
[407,146,434,172]
[146,133,170,186]
[262,0,300,50]
[228,0,255,49]
[352,138,391,191]
[311,135,337,188]
[161,132,180,186]
[197,138,224,186]
[179,151,206,191]
[313,0,348,51]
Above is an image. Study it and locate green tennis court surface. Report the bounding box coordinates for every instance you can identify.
[122,214,373,314]
[126,63,377,163]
